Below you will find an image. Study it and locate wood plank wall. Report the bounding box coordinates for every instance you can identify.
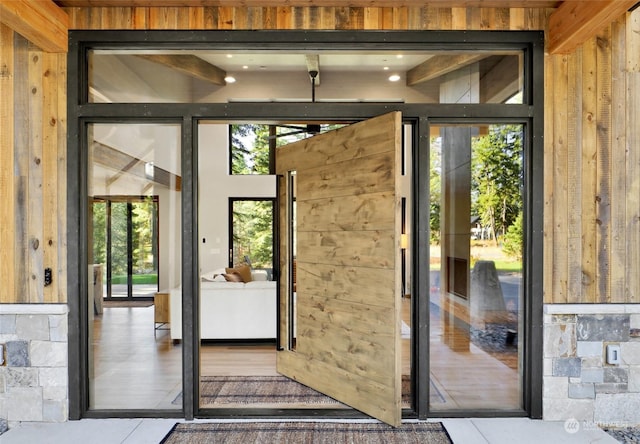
[0,24,67,303]
[1,6,638,304]
[545,9,640,303]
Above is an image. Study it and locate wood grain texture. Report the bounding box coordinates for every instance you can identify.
[0,26,67,303]
[551,54,568,303]
[609,16,627,302]
[542,42,554,304]
[547,0,637,54]
[296,191,395,233]
[0,25,16,302]
[3,4,639,308]
[276,111,402,426]
[566,49,581,303]
[596,27,612,303]
[0,0,68,53]
[580,35,597,303]
[64,5,558,31]
[55,1,560,6]
[28,46,44,302]
[628,8,640,73]
[14,33,29,303]
[627,72,640,303]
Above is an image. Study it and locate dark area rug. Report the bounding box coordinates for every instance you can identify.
[173,375,445,407]
[102,299,153,308]
[160,421,453,444]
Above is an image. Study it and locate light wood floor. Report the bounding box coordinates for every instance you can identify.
[90,297,520,411]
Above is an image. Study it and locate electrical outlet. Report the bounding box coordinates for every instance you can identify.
[606,344,621,365]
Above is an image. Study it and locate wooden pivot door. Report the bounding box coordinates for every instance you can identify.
[276,112,403,427]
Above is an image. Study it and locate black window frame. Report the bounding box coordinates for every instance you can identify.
[228,197,276,276]
[67,29,544,422]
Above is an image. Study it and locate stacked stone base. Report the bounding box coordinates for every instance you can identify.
[0,304,68,432]
[544,304,640,427]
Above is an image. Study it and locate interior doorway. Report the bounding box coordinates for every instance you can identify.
[92,196,160,301]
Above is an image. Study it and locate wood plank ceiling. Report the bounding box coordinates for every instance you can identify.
[2,0,639,54]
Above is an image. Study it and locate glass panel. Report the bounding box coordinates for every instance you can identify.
[198,121,279,409]
[88,123,182,410]
[401,123,413,409]
[230,199,274,273]
[131,198,159,298]
[429,124,524,411]
[229,123,346,175]
[89,50,523,105]
[108,201,128,298]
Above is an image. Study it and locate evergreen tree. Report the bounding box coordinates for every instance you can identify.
[472,125,523,246]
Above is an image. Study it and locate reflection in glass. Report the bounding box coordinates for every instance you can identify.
[429,124,524,411]
[89,50,523,105]
[88,123,182,410]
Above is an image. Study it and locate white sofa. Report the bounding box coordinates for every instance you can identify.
[169,280,277,341]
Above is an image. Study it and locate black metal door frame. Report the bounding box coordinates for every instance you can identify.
[67,29,544,422]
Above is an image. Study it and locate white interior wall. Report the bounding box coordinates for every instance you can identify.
[157,186,182,291]
[197,123,276,274]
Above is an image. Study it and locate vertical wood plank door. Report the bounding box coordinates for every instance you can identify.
[276,112,403,427]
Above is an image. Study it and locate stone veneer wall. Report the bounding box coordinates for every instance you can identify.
[0,304,68,433]
[544,304,640,426]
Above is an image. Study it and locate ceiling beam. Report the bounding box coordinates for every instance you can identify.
[136,54,227,85]
[92,141,181,191]
[480,55,521,103]
[55,1,560,7]
[548,0,638,54]
[0,0,68,53]
[406,54,486,87]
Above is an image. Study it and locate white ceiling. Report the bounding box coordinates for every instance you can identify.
[95,49,432,74]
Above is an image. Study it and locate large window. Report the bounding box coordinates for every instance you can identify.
[92,196,159,300]
[88,50,524,105]
[429,123,524,411]
[69,30,543,421]
[229,198,275,273]
[86,122,182,410]
[229,123,346,175]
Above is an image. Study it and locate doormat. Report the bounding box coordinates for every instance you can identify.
[173,375,445,407]
[160,421,453,444]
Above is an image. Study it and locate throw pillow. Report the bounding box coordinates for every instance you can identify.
[222,272,243,282]
[225,264,252,282]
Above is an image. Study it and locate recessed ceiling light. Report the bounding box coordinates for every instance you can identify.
[396,54,403,59]
[388,74,401,82]
[226,54,233,58]
[224,76,236,83]
[383,66,389,70]
[242,65,249,69]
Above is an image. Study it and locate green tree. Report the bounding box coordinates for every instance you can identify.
[230,124,270,174]
[92,201,106,265]
[472,125,523,246]
[232,200,273,268]
[429,137,442,244]
[132,198,156,273]
[110,202,128,276]
[502,211,523,259]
